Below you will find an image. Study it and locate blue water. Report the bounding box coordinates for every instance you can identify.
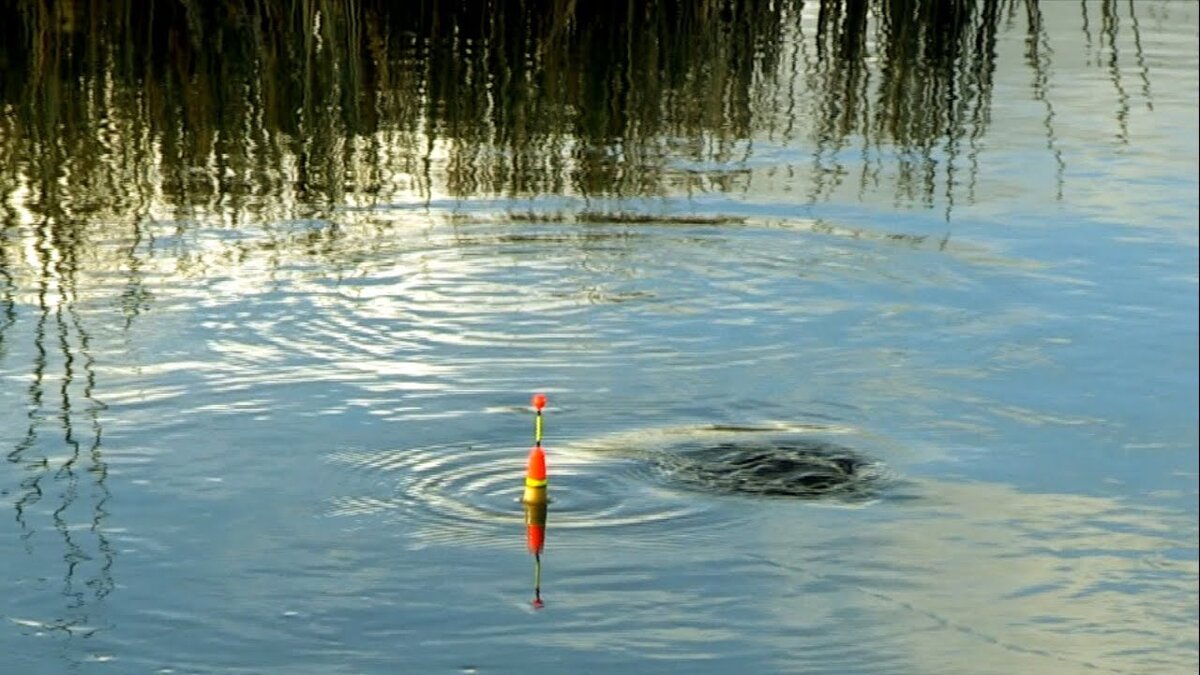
[1,2,1197,674]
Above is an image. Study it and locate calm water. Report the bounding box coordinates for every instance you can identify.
[1,1,1197,673]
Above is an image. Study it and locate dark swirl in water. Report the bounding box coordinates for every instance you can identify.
[651,439,884,501]
[568,422,891,503]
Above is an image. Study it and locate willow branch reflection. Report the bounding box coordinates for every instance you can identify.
[1126,0,1154,113]
[0,230,15,359]
[4,205,114,637]
[1101,0,1132,144]
[1024,2,1066,201]
[7,239,50,550]
[0,0,1165,236]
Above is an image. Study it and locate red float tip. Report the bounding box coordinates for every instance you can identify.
[526,446,547,481]
[532,393,547,410]
[532,598,544,609]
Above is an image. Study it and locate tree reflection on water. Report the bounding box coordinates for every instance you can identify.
[0,0,1156,219]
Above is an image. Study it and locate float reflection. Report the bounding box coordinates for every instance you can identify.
[525,499,549,609]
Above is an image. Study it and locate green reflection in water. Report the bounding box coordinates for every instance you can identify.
[0,0,1157,225]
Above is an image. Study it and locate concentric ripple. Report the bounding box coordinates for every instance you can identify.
[326,423,895,550]
[326,441,725,550]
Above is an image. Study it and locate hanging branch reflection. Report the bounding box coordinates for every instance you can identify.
[0,0,1162,233]
[1025,1,1066,201]
[1125,0,1153,112]
[2,105,115,638]
[0,230,15,360]
[811,1,1013,215]
[1100,0,1131,144]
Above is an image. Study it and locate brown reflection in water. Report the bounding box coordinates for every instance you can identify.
[807,1,1010,219]
[0,0,1160,237]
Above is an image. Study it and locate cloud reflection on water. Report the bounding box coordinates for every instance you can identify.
[751,478,1198,674]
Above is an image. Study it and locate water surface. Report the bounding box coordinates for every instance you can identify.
[1,1,1197,674]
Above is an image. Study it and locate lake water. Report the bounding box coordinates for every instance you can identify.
[1,1,1197,673]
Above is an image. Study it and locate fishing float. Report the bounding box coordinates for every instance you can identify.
[523,393,548,608]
